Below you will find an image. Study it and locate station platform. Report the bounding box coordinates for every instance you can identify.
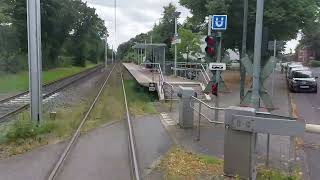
[122,63,210,101]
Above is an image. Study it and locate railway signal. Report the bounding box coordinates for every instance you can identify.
[212,83,218,96]
[205,36,215,57]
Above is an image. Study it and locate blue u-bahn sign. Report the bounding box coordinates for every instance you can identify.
[212,15,228,30]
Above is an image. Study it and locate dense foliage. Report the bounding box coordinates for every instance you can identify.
[179,0,319,55]
[0,0,109,73]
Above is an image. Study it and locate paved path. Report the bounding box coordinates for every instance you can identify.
[0,142,66,180]
[0,114,173,180]
[132,115,173,177]
[56,121,131,180]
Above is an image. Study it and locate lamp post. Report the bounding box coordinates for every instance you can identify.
[172,11,181,76]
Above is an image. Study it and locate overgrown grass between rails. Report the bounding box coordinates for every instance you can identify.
[82,69,125,132]
[124,80,157,116]
[0,62,96,94]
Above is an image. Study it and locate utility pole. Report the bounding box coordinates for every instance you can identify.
[272,39,277,96]
[105,30,108,68]
[251,0,265,110]
[27,0,42,122]
[215,32,223,121]
[174,16,178,76]
[207,15,212,36]
[240,0,248,100]
[173,11,181,77]
[112,45,114,64]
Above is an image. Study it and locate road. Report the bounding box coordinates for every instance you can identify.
[292,67,320,180]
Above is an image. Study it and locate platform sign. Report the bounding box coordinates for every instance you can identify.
[149,83,156,92]
[212,15,228,30]
[209,63,226,71]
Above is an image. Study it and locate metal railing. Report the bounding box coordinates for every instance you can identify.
[174,62,210,86]
[163,82,174,111]
[189,96,225,141]
[140,62,164,93]
[200,64,210,84]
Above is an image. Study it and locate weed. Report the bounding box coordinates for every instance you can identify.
[124,80,157,115]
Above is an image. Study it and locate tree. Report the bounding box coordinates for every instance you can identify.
[180,0,319,53]
[118,3,179,61]
[173,28,201,62]
[300,21,320,59]
[4,0,106,69]
[117,33,148,60]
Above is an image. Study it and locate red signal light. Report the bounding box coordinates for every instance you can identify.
[205,36,215,56]
[205,36,215,46]
[211,83,218,96]
[205,47,214,55]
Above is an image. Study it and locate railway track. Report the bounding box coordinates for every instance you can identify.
[47,64,141,180]
[0,65,104,122]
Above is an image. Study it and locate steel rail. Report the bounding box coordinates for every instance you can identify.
[47,64,116,180]
[121,72,141,180]
[0,65,104,122]
[0,65,103,104]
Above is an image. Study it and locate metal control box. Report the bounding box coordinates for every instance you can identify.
[224,106,305,180]
[178,86,195,128]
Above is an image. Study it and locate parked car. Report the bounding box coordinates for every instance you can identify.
[288,70,318,93]
[286,63,303,77]
[287,66,310,80]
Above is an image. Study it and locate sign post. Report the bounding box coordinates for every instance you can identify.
[212,15,227,121]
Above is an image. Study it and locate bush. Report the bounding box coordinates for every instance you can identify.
[5,118,56,143]
[0,53,28,73]
[309,60,320,67]
[57,56,74,67]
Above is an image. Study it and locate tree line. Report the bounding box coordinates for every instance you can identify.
[117,3,202,63]
[0,0,109,73]
[118,0,319,63]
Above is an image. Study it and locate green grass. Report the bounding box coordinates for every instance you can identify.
[0,99,90,158]
[0,63,97,94]
[83,69,125,132]
[124,80,157,115]
[158,148,301,180]
[257,167,300,180]
[198,154,222,165]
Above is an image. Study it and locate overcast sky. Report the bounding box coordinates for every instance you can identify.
[85,0,190,50]
[85,0,298,53]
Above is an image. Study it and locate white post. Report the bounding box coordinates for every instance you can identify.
[105,34,108,68]
[27,0,42,122]
[174,17,177,76]
[272,40,276,96]
[214,32,222,121]
[208,15,212,36]
[111,45,114,64]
